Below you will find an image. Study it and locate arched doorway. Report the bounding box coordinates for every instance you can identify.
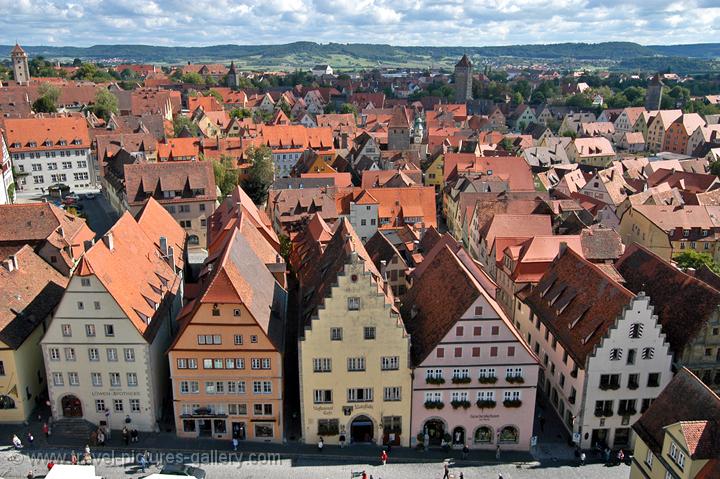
[423,418,445,446]
[452,426,466,445]
[350,415,374,443]
[61,395,83,418]
[188,235,200,246]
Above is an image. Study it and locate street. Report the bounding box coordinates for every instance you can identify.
[0,447,631,479]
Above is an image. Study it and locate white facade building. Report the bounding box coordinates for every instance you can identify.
[0,135,14,204]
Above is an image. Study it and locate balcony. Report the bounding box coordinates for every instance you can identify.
[426,377,445,385]
[450,400,471,409]
[503,399,523,408]
[478,376,498,384]
[424,400,445,409]
[476,399,497,409]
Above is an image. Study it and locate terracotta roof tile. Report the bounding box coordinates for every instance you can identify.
[5,116,90,151]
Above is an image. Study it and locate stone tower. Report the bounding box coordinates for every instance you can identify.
[454,54,473,103]
[226,61,238,89]
[388,107,411,151]
[644,73,664,111]
[11,43,30,85]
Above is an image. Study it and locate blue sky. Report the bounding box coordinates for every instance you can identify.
[0,0,718,46]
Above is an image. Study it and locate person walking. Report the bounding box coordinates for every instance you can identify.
[580,451,586,466]
[442,462,450,479]
[617,449,625,465]
[42,423,49,439]
[71,452,78,465]
[317,437,324,452]
[380,449,388,465]
[232,437,238,451]
[97,429,105,447]
[12,434,22,449]
[26,432,34,448]
[138,453,147,473]
[604,447,611,463]
[122,426,129,446]
[462,443,469,459]
[496,444,501,460]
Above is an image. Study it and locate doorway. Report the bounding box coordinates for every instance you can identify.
[199,419,212,437]
[424,419,445,446]
[232,422,246,440]
[61,395,82,418]
[591,428,609,448]
[350,415,374,443]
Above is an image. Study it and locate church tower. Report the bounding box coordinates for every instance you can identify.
[454,54,473,103]
[226,61,239,89]
[11,43,30,85]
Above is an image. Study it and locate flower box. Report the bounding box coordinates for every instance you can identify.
[478,376,498,384]
[451,377,472,384]
[503,399,522,408]
[426,377,446,385]
[424,401,445,409]
[476,399,497,409]
[451,400,471,409]
[506,376,525,384]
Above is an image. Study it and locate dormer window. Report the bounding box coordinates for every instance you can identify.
[44,140,52,147]
[683,229,690,237]
[702,229,709,237]
[59,140,67,146]
[28,141,37,148]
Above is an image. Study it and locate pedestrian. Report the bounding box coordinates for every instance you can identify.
[604,447,611,463]
[71,452,78,465]
[462,443,469,459]
[232,437,238,451]
[26,432,34,447]
[496,444,501,460]
[443,462,450,479]
[498,474,504,479]
[131,428,138,443]
[42,422,49,439]
[580,451,586,466]
[617,449,625,465]
[46,461,54,470]
[380,449,388,465]
[138,453,147,472]
[26,471,34,479]
[424,432,429,451]
[97,429,105,446]
[12,434,22,449]
[459,473,464,479]
[339,434,346,448]
[122,426,129,445]
[84,444,91,464]
[318,436,324,452]
[361,471,367,479]
[386,442,392,455]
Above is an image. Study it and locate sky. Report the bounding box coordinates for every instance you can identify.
[0,0,718,47]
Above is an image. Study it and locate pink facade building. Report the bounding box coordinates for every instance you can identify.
[402,242,539,450]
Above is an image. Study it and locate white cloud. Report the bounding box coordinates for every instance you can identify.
[0,0,716,47]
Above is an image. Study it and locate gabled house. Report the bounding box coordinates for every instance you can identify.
[403,244,539,450]
[565,137,616,167]
[517,247,673,450]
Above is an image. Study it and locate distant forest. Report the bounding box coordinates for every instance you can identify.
[1,41,718,73]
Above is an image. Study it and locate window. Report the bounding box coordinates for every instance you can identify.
[88,348,99,361]
[251,358,271,370]
[61,324,72,337]
[64,348,76,361]
[52,372,64,386]
[330,327,343,341]
[313,389,332,404]
[233,335,243,345]
[127,373,138,387]
[104,324,115,337]
[436,348,444,358]
[312,357,331,372]
[455,326,464,336]
[250,335,257,343]
[124,348,135,362]
[113,399,123,412]
[130,399,140,412]
[627,348,636,365]
[491,326,499,335]
[91,373,102,387]
[93,301,101,310]
[629,323,643,338]
[479,367,496,379]
[599,374,621,389]
[610,348,623,361]
[179,220,192,228]
[68,372,79,386]
[381,356,399,370]
[642,347,654,359]
[95,400,106,412]
[348,297,361,311]
[253,403,273,416]
[490,346,498,357]
[645,450,653,467]
[454,347,462,358]
[49,348,60,361]
[508,346,515,357]
[197,335,222,345]
[383,387,401,401]
[504,390,521,401]
[109,373,121,387]
[85,324,95,337]
[107,348,118,362]
[628,373,639,389]
[347,357,366,371]
[81,278,91,287]
[363,327,376,340]
[77,301,84,310]
[472,347,480,357]
[347,387,373,402]
[473,326,482,336]
[647,373,660,387]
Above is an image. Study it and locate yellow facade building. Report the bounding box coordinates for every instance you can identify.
[298,219,412,446]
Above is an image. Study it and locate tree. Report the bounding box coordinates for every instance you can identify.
[230,108,252,119]
[339,103,358,116]
[710,160,720,177]
[32,83,60,113]
[512,92,524,105]
[181,72,204,85]
[498,138,515,152]
[277,99,291,116]
[560,130,578,139]
[242,146,274,205]
[208,90,224,104]
[279,234,292,263]
[213,155,240,197]
[72,58,83,67]
[607,93,630,109]
[92,89,119,121]
[73,63,114,82]
[674,250,720,274]
[565,93,593,109]
[172,115,201,137]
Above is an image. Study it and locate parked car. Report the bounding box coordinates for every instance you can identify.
[65,193,80,201]
[85,193,96,200]
[158,464,207,479]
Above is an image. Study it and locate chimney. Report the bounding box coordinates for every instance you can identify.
[167,246,176,272]
[83,239,94,252]
[276,254,282,263]
[380,260,388,281]
[58,226,64,237]
[159,236,168,256]
[9,255,18,271]
[559,241,568,255]
[103,232,114,251]
[4,258,14,272]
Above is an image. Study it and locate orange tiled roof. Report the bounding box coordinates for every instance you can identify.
[5,116,90,151]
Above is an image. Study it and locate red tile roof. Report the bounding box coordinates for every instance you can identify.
[5,116,90,151]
